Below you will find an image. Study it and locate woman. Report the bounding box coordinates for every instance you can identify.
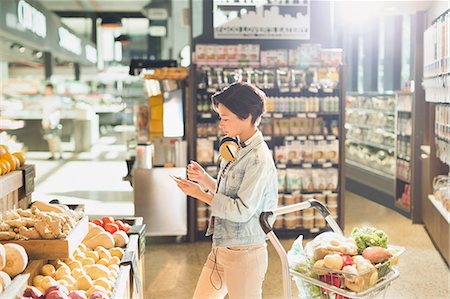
[175,82,278,299]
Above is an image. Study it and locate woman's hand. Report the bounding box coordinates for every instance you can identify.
[176,178,213,205]
[187,160,206,183]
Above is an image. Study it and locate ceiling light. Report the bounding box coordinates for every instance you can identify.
[19,46,26,53]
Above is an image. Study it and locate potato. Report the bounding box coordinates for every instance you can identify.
[3,243,28,277]
[86,264,110,280]
[82,257,96,266]
[33,274,45,287]
[96,258,109,267]
[324,253,343,270]
[68,261,83,271]
[86,285,107,297]
[78,244,88,253]
[94,277,113,291]
[61,274,76,285]
[95,247,111,260]
[109,247,124,259]
[40,276,57,292]
[55,265,71,280]
[85,251,100,263]
[71,268,86,279]
[109,256,121,266]
[41,264,56,277]
[362,246,393,264]
[76,275,93,291]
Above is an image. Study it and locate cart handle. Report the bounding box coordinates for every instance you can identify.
[260,199,343,235]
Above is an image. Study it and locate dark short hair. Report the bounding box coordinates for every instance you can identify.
[45,83,54,89]
[211,82,266,124]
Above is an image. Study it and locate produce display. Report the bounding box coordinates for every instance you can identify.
[19,243,124,299]
[0,201,85,241]
[288,226,403,298]
[0,243,28,294]
[0,143,26,176]
[83,218,130,249]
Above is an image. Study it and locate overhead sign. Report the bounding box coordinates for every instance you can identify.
[58,27,81,55]
[213,0,311,40]
[17,0,46,38]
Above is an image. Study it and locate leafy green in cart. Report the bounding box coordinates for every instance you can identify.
[351,226,389,254]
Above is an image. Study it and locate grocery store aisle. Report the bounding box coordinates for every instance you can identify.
[28,134,134,217]
[30,140,449,298]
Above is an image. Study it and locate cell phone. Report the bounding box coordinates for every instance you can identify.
[169,174,182,181]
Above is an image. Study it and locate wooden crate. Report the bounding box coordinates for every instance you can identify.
[0,216,89,260]
[0,166,34,213]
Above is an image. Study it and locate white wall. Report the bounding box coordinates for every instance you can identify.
[161,0,190,62]
[426,0,449,26]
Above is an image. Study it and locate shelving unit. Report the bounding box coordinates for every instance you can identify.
[188,45,346,241]
[345,93,397,204]
[422,8,450,265]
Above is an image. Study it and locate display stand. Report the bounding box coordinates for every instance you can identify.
[422,8,450,265]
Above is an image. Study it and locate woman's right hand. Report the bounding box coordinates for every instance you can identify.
[187,160,206,183]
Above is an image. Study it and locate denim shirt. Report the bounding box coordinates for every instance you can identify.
[206,131,278,247]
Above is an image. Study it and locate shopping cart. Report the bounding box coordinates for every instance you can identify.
[260,199,404,299]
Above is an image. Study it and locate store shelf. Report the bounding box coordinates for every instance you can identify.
[346,107,395,116]
[346,139,395,152]
[345,123,395,133]
[428,195,450,224]
[397,176,410,183]
[265,112,340,118]
[346,159,395,180]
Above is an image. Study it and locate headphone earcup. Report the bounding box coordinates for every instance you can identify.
[219,137,239,161]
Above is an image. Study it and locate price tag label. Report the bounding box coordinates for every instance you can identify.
[324,87,333,93]
[208,136,217,141]
[307,113,317,118]
[277,164,287,169]
[291,87,301,93]
[323,162,332,168]
[207,88,217,93]
[262,113,272,118]
[327,135,337,140]
[264,136,272,141]
[323,190,332,195]
[201,113,212,119]
[297,113,307,118]
[274,113,283,118]
[297,136,307,141]
[315,135,325,140]
[303,163,312,168]
[285,136,295,141]
[309,87,319,93]
[280,87,290,93]
[310,228,320,233]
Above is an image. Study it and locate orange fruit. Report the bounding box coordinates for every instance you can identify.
[0,146,6,158]
[13,152,26,167]
[12,155,21,169]
[2,153,16,171]
[0,160,10,174]
[0,162,6,175]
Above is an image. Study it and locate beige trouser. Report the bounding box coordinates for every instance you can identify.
[193,243,268,299]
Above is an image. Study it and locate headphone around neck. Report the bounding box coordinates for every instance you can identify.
[219,137,247,162]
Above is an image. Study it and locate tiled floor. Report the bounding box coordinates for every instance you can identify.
[30,136,450,299]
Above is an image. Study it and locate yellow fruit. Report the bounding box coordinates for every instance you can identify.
[55,266,71,280]
[71,268,85,279]
[0,162,6,175]
[40,276,56,292]
[76,275,93,291]
[2,153,16,170]
[78,243,88,253]
[96,247,111,260]
[12,152,25,167]
[60,274,76,285]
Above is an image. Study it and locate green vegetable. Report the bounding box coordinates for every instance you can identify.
[351,226,389,254]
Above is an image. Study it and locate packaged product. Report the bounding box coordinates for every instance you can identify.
[312,140,325,161]
[278,169,287,193]
[273,216,284,229]
[275,146,288,164]
[196,139,214,163]
[299,169,314,192]
[284,215,298,229]
[327,193,338,205]
[280,119,290,135]
[320,49,343,67]
[312,169,327,191]
[195,44,208,63]
[278,194,285,206]
[287,140,301,164]
[287,168,302,192]
[299,44,322,67]
[326,168,339,191]
[284,194,296,206]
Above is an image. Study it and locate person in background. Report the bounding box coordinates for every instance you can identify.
[41,83,63,160]
[174,82,278,299]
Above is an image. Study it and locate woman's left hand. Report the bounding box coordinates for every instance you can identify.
[176,178,204,199]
